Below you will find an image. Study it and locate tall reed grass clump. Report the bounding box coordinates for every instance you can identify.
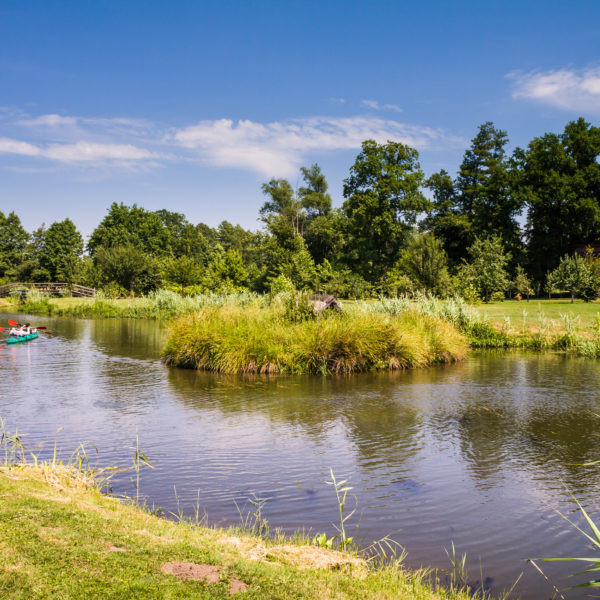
[163,304,467,374]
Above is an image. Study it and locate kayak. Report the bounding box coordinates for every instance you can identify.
[7,332,38,344]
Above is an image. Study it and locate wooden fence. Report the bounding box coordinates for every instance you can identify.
[0,282,96,298]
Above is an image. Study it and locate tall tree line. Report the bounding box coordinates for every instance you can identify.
[1,117,598,299]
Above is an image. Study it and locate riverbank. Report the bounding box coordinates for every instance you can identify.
[363,296,600,358]
[163,304,467,374]
[0,465,479,600]
[6,292,600,361]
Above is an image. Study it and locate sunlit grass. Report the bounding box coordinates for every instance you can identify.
[163,303,467,374]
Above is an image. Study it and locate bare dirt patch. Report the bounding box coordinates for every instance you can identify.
[161,562,248,593]
[108,545,127,552]
[161,562,220,583]
[229,578,248,593]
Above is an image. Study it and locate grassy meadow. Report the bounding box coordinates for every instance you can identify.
[474,298,600,331]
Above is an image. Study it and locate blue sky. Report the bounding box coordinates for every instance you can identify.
[1,0,599,237]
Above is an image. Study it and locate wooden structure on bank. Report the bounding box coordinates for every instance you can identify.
[308,293,342,313]
[0,282,96,298]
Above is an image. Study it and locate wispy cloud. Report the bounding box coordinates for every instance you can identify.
[0,110,161,167]
[171,116,457,176]
[0,137,156,163]
[361,100,403,113]
[328,97,346,104]
[17,113,150,129]
[0,109,461,176]
[508,67,600,113]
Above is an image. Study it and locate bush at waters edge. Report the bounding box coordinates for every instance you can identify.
[163,305,467,374]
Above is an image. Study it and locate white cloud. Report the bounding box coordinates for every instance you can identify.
[0,138,41,156]
[509,67,600,113]
[17,113,150,129]
[17,114,79,127]
[328,97,346,104]
[0,137,155,163]
[361,100,403,113]
[0,109,461,176]
[172,116,451,176]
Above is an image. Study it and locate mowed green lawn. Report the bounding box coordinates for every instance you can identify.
[474,298,600,330]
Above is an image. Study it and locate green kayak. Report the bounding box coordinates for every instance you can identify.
[7,332,39,344]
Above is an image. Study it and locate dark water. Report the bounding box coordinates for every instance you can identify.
[2,312,600,599]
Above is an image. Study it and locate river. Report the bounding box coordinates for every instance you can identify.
[1,312,599,599]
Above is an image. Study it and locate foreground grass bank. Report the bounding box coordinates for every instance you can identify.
[163,304,467,374]
[0,465,482,600]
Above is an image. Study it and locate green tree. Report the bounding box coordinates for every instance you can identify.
[304,209,345,265]
[88,203,171,256]
[458,236,511,302]
[398,233,450,296]
[342,140,428,281]
[512,265,533,300]
[547,253,599,303]
[94,245,157,294]
[421,170,473,267]
[260,179,302,234]
[164,256,204,293]
[515,118,600,282]
[39,219,84,282]
[155,210,220,264]
[455,122,523,261]
[16,225,51,282]
[298,163,332,220]
[258,219,316,291]
[211,248,248,290]
[0,211,29,279]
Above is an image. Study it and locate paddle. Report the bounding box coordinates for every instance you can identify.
[8,319,18,326]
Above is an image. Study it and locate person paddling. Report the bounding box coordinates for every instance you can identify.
[9,323,24,336]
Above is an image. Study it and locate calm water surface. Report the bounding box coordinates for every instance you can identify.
[1,312,600,599]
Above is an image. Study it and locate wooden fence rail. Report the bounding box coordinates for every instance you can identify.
[0,282,96,298]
